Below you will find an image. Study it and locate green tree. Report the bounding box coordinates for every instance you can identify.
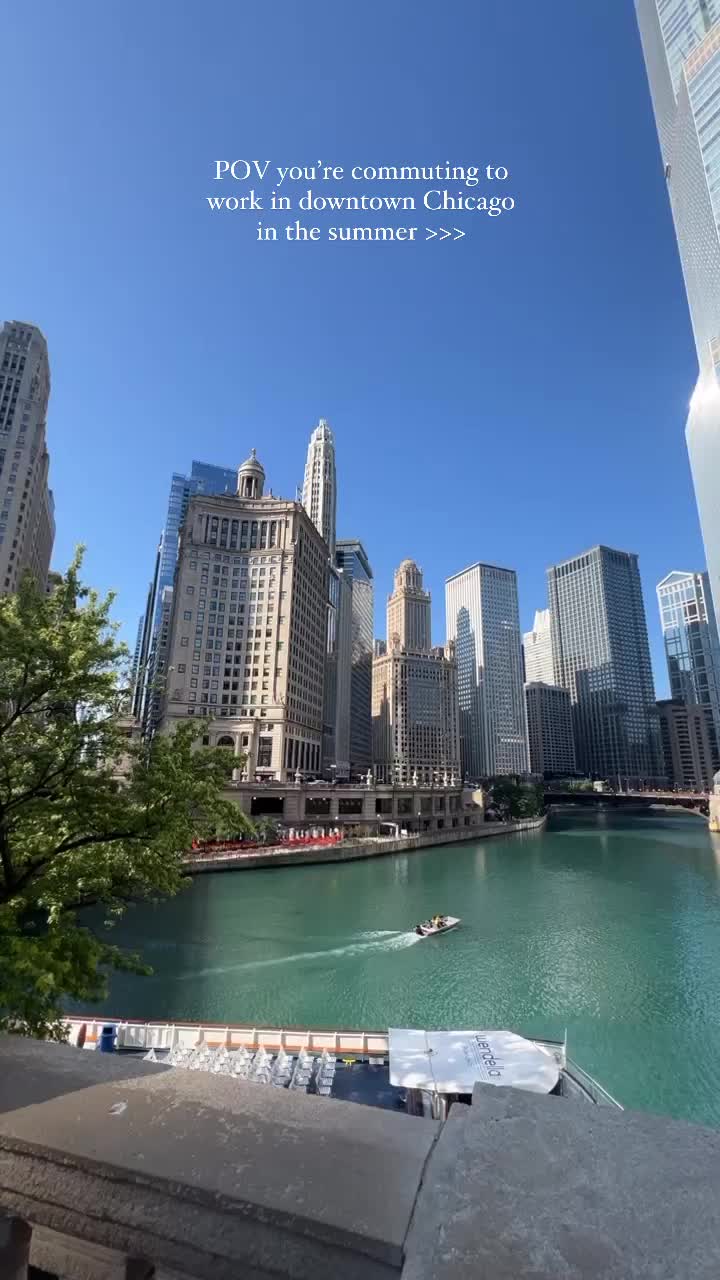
[487,778,544,821]
[255,817,281,845]
[0,555,250,1040]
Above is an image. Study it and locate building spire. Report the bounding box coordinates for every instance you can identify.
[302,419,336,555]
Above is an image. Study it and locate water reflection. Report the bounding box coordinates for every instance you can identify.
[73,809,720,1127]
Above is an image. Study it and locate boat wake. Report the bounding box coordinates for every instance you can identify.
[173,931,421,981]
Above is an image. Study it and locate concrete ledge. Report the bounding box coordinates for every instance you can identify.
[0,1036,439,1279]
[403,1085,720,1279]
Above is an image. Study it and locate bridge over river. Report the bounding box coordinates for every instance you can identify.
[544,788,709,815]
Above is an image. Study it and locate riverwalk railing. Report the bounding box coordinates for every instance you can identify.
[64,1015,390,1056]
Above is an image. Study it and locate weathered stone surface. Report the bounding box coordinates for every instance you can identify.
[0,1036,438,1279]
[402,1085,720,1279]
[0,1034,171,1114]
[29,1225,152,1279]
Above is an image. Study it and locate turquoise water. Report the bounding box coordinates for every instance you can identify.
[80,809,720,1127]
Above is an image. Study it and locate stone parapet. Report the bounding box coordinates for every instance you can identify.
[2,1034,720,1277]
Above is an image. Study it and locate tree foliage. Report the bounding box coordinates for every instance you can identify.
[0,554,250,1039]
[487,778,544,821]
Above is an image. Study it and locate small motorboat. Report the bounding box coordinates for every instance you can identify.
[414,915,460,938]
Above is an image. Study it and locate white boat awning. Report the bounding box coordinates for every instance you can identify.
[388,1028,560,1095]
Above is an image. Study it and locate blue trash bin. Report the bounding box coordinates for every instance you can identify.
[99,1024,116,1054]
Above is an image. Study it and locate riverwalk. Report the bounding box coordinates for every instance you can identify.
[183,815,547,873]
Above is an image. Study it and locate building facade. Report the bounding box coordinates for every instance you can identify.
[657,698,716,790]
[373,560,460,785]
[635,1,720,635]
[386,558,432,651]
[525,682,576,777]
[160,451,328,782]
[302,418,337,557]
[322,563,352,777]
[224,778,484,837]
[445,563,529,779]
[523,608,555,685]
[301,420,352,777]
[656,569,720,765]
[133,459,237,730]
[0,321,55,593]
[335,539,374,773]
[548,546,662,784]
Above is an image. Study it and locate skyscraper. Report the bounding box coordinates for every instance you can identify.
[134,459,237,732]
[302,419,337,557]
[548,546,661,783]
[635,2,720,633]
[301,419,352,776]
[323,563,352,777]
[160,451,328,781]
[657,698,716,790]
[656,569,720,762]
[523,608,555,685]
[373,560,460,785]
[335,539,374,773]
[445,563,529,779]
[0,321,55,593]
[525,683,576,777]
[386,559,432,651]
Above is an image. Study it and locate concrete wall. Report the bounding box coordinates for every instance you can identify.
[2,1035,720,1278]
[185,818,547,874]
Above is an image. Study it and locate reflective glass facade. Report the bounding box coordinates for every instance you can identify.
[135,459,237,733]
[636,1,720,634]
[656,570,720,763]
[548,546,661,783]
[335,539,374,773]
[445,563,529,780]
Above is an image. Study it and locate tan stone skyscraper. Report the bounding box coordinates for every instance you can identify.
[0,321,55,593]
[372,559,460,785]
[386,558,431,651]
[160,451,328,781]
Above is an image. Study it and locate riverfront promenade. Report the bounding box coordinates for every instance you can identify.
[183,816,547,873]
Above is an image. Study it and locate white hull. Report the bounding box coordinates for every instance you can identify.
[415,916,460,938]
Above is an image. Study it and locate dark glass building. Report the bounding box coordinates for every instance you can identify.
[548,546,662,785]
[335,539,374,774]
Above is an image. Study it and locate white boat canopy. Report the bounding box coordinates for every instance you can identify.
[388,1028,560,1095]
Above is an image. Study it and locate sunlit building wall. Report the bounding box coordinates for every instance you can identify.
[636,0,720,633]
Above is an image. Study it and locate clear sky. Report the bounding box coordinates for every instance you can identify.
[3,1,702,694]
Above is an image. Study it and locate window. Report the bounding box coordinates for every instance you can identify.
[339,797,363,815]
[305,796,331,816]
[183,610,192,620]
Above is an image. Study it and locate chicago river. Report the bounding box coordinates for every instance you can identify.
[83,809,720,1128]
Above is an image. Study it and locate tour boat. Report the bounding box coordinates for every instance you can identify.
[414,915,460,938]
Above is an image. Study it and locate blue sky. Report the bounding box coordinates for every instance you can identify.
[3,1,702,694]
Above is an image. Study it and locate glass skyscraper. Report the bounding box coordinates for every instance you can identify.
[133,459,237,732]
[445,562,529,779]
[335,539,374,773]
[656,569,720,763]
[547,546,661,784]
[636,1,720,634]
